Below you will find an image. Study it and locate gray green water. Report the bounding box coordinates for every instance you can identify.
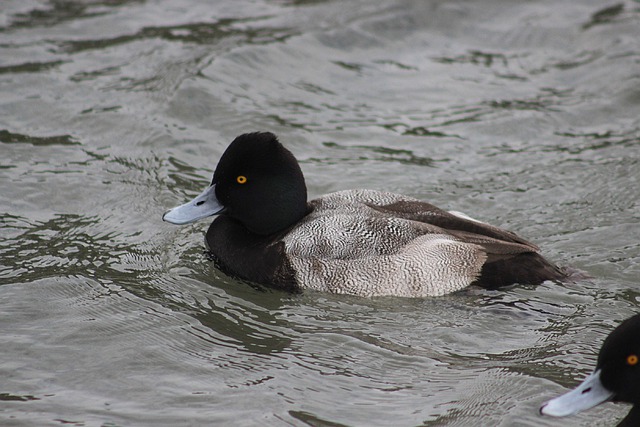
[1,0,640,426]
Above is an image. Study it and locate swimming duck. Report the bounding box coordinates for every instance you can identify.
[163,132,567,297]
[541,314,640,427]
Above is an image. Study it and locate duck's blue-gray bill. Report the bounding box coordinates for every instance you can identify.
[163,184,224,225]
[540,369,614,417]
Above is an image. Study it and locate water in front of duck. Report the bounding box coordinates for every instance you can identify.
[1,1,639,426]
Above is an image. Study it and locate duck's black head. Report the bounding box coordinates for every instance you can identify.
[541,313,640,425]
[598,314,640,404]
[212,132,308,234]
[163,132,308,235]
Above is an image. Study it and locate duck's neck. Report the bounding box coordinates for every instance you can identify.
[618,404,640,427]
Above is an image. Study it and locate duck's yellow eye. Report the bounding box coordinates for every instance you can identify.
[236,175,247,184]
[627,354,638,366]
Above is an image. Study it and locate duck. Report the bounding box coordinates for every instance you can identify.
[163,132,568,297]
[541,313,640,426]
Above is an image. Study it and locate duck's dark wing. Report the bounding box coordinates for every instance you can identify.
[368,200,567,288]
[368,200,539,250]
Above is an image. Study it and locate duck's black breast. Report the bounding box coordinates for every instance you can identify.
[205,215,298,291]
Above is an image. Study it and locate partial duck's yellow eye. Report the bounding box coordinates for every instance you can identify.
[236,175,247,184]
[627,354,638,366]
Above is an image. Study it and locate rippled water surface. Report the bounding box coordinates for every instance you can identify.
[2,0,640,426]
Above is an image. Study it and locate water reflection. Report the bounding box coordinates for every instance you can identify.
[288,410,350,427]
[0,214,119,282]
[55,19,295,54]
[0,61,67,75]
[3,0,144,31]
[0,129,79,146]
[315,141,436,166]
[582,3,627,30]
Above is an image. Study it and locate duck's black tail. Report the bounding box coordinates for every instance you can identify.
[473,253,585,289]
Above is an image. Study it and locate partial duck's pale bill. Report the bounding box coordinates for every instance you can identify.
[163,184,224,225]
[540,369,614,417]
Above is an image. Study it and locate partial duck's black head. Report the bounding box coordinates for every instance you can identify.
[163,132,308,235]
[598,314,640,404]
[541,314,640,424]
